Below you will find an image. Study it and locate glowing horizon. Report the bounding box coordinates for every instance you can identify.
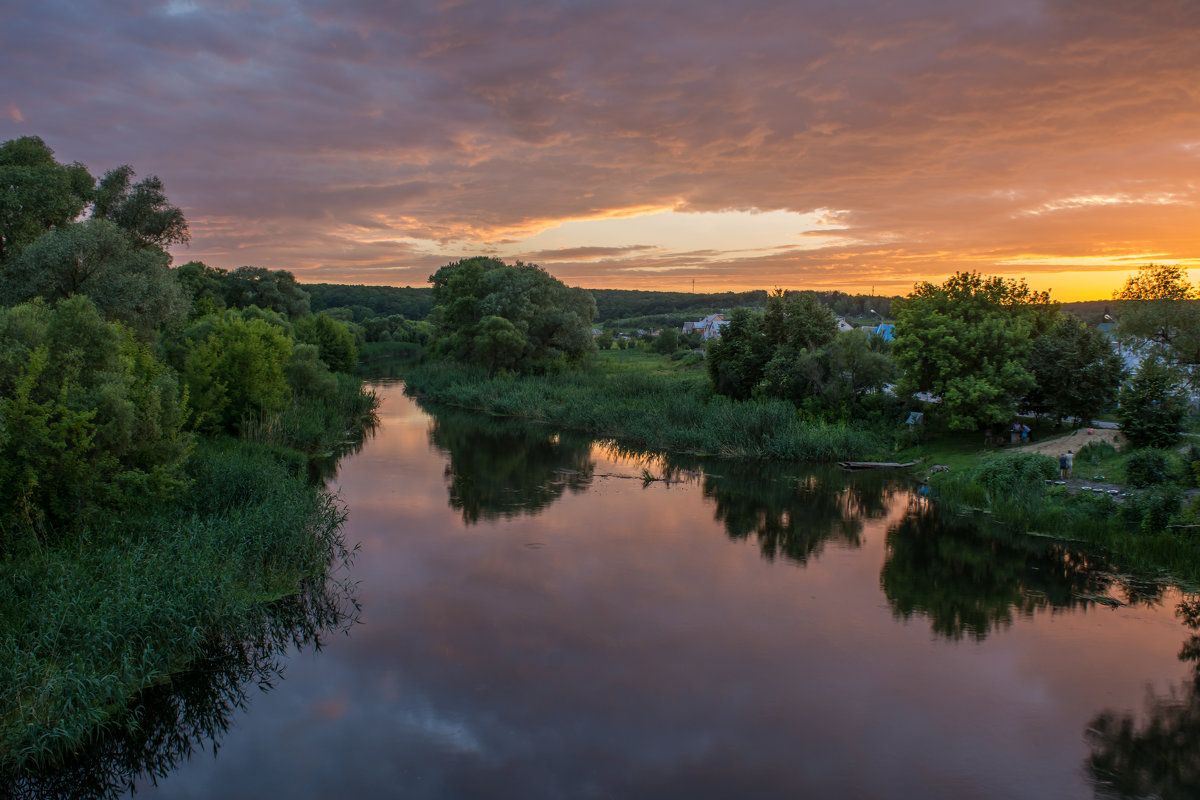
[4,1,1199,302]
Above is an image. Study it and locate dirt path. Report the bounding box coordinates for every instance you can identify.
[1012,427,1125,459]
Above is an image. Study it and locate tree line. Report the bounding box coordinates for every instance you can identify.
[0,135,367,548]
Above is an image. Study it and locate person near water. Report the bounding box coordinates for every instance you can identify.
[1059,450,1073,480]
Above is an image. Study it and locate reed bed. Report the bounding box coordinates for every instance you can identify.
[402,359,882,462]
[0,441,351,772]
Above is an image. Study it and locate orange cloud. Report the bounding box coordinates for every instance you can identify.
[5,0,1199,298]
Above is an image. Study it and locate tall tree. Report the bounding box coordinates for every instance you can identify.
[893,272,1050,431]
[0,136,94,264]
[1114,263,1200,372]
[1024,314,1125,424]
[428,257,596,371]
[92,165,190,250]
[1118,357,1188,449]
[221,266,311,319]
[0,218,187,338]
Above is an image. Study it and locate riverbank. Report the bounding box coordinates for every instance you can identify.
[1,386,376,774]
[403,352,1200,585]
[402,352,886,462]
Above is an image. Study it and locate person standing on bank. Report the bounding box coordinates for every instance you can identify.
[1059,450,1073,480]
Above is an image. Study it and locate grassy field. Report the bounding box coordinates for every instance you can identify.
[402,348,887,462]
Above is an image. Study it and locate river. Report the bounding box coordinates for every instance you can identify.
[31,381,1200,798]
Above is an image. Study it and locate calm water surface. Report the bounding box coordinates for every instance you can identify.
[60,382,1200,797]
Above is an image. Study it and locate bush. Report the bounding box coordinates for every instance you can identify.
[1124,449,1175,488]
[1076,439,1118,465]
[1118,358,1188,449]
[971,452,1058,496]
[1120,485,1183,534]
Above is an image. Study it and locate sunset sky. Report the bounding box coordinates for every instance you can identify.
[3,0,1199,299]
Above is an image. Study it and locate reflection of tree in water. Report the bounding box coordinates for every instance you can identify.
[881,500,1130,642]
[425,405,595,524]
[697,461,896,566]
[311,404,381,484]
[1086,595,1200,799]
[1,580,357,800]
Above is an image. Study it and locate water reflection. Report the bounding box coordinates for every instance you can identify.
[311,394,382,484]
[1,578,358,800]
[693,461,897,565]
[1086,595,1200,799]
[880,501,1138,641]
[424,404,594,524]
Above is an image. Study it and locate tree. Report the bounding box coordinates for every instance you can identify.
[1114,263,1200,374]
[1024,315,1125,424]
[893,272,1049,430]
[0,136,94,265]
[1118,357,1188,449]
[0,218,188,338]
[293,313,358,373]
[183,313,293,434]
[92,165,190,249]
[762,289,837,352]
[0,296,190,544]
[428,257,596,371]
[176,260,228,316]
[652,327,680,354]
[706,307,768,400]
[222,266,311,319]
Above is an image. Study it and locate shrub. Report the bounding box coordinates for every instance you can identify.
[971,452,1058,496]
[1119,485,1183,534]
[1076,439,1118,465]
[1125,449,1175,488]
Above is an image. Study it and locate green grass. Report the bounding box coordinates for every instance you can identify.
[403,350,885,462]
[0,439,355,772]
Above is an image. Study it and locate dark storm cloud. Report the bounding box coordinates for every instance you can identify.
[2,0,1198,291]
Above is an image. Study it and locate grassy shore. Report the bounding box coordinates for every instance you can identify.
[402,349,887,462]
[404,348,1200,585]
[1,380,376,774]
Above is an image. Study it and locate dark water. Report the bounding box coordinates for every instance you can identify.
[21,382,1200,799]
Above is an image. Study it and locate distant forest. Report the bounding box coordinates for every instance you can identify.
[303,281,1120,328]
[304,283,914,325]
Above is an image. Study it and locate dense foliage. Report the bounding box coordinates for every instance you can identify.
[0,135,376,772]
[428,256,597,374]
[305,282,433,320]
[1114,263,1200,370]
[707,290,894,419]
[1118,358,1188,449]
[893,272,1050,431]
[1024,314,1125,424]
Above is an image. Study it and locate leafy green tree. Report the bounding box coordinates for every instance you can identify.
[286,343,338,401]
[706,307,768,400]
[762,289,837,352]
[222,266,311,318]
[428,257,596,371]
[292,313,358,373]
[1118,357,1188,449]
[652,327,680,354]
[893,272,1049,430]
[1114,263,1200,381]
[471,315,526,376]
[0,296,190,544]
[183,314,293,434]
[176,260,228,316]
[92,165,189,249]
[0,218,187,338]
[823,328,896,405]
[1024,314,1124,424]
[0,136,94,265]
